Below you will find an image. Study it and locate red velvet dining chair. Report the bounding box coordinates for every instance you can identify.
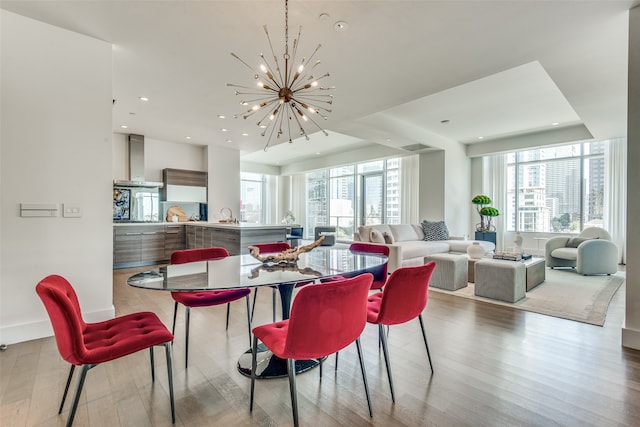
[170,247,252,368]
[249,273,375,427]
[366,262,436,402]
[320,242,390,290]
[36,274,176,427]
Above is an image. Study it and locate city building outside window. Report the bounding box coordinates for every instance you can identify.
[506,141,605,232]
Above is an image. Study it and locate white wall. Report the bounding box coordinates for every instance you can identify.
[1,11,113,345]
[623,6,640,350]
[418,151,445,221]
[443,142,471,236]
[206,146,240,221]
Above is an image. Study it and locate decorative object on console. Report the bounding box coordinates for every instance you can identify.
[513,232,523,253]
[471,194,500,232]
[281,210,296,225]
[467,242,486,259]
[228,0,334,150]
[248,236,324,264]
[421,220,449,241]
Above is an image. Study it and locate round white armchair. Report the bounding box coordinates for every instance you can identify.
[545,227,618,275]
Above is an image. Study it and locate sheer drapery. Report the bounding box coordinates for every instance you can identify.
[483,154,507,251]
[291,174,307,237]
[605,138,627,264]
[400,155,419,224]
[265,175,278,225]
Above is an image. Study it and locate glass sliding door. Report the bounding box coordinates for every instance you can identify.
[361,173,384,226]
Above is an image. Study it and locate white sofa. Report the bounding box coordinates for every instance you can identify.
[353,224,495,273]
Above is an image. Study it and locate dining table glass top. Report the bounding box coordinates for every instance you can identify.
[126,247,388,292]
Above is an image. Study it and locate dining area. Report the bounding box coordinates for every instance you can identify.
[34,244,442,426]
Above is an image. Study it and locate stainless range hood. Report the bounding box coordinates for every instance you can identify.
[113,134,164,188]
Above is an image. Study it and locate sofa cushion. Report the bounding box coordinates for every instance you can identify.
[421,220,449,241]
[370,229,386,244]
[390,224,421,242]
[358,226,373,242]
[551,247,578,260]
[566,236,598,248]
[400,240,451,259]
[383,231,395,244]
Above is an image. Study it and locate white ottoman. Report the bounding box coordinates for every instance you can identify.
[425,253,468,291]
[474,260,525,302]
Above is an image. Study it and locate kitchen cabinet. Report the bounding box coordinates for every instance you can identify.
[162,168,207,203]
[164,224,186,259]
[113,224,167,269]
[185,223,286,256]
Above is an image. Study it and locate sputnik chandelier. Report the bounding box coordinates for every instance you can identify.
[228,0,334,151]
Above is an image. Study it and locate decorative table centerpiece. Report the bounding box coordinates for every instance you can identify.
[248,236,325,264]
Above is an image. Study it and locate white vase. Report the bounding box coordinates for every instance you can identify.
[467,242,486,259]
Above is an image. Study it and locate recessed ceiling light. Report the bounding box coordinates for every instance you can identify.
[441,119,450,124]
[242,133,249,136]
[185,136,191,140]
[386,138,392,142]
[319,13,330,22]
[552,122,560,126]
[259,125,267,129]
[316,152,321,155]
[478,136,484,140]
[120,125,128,129]
[221,128,228,132]
[334,21,348,32]
[139,97,149,102]
[226,139,233,143]
[218,115,226,119]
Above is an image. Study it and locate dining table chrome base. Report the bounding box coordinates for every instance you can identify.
[237,342,321,379]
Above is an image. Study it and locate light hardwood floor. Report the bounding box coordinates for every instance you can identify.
[2,265,639,426]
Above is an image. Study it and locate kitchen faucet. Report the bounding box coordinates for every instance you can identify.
[220,207,237,224]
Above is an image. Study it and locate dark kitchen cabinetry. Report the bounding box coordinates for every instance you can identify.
[164,224,186,259]
[113,224,172,269]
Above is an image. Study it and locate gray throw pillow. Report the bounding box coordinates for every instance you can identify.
[566,236,598,248]
[421,220,449,241]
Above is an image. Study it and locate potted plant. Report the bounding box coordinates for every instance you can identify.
[472,195,499,232]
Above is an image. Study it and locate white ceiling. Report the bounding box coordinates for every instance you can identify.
[2,0,637,167]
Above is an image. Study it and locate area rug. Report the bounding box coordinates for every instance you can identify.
[429,269,625,326]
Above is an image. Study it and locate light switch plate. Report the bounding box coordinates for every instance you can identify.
[63,204,81,218]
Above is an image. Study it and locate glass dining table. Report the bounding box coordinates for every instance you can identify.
[127,247,387,379]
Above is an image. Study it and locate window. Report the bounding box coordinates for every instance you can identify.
[506,142,605,232]
[306,159,400,240]
[240,172,265,223]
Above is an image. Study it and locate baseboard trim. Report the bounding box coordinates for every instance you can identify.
[0,306,115,346]
[622,326,640,350]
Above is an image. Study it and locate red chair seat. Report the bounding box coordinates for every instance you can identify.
[171,288,251,308]
[82,312,174,364]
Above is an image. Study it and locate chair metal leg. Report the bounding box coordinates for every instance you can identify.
[245,295,252,347]
[379,323,396,402]
[150,347,155,381]
[418,314,434,373]
[272,288,277,322]
[287,358,299,427]
[171,302,178,337]
[163,342,176,424]
[251,288,259,321]
[334,352,339,372]
[59,365,75,414]
[185,306,191,369]
[249,335,259,412]
[355,338,373,417]
[66,364,95,427]
[225,302,231,330]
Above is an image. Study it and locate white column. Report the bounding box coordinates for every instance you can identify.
[623,5,640,349]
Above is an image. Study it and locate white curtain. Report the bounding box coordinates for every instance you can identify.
[291,174,307,237]
[605,138,627,264]
[483,154,507,251]
[400,155,419,224]
[264,175,278,224]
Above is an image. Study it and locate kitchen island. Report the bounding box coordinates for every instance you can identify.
[113,222,289,268]
[184,222,289,255]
